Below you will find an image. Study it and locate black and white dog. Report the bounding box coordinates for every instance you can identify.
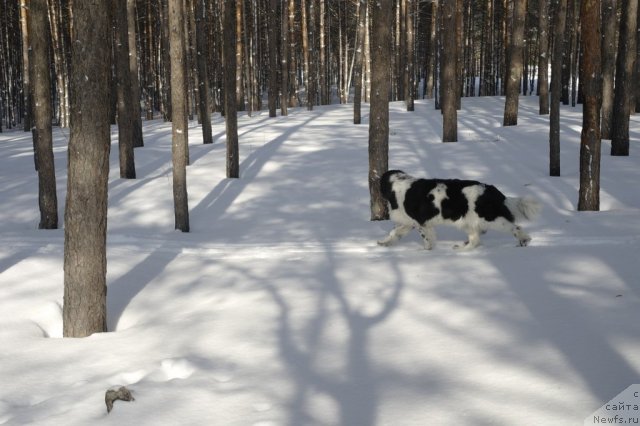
[378,170,541,250]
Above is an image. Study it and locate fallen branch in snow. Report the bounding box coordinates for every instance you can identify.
[105,386,135,413]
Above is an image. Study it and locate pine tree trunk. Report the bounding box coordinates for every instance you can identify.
[405,0,414,111]
[503,0,526,126]
[353,0,366,124]
[127,0,144,147]
[280,0,289,116]
[441,0,458,142]
[577,0,602,211]
[63,0,112,337]
[29,0,58,229]
[195,0,213,143]
[538,0,550,114]
[115,0,137,179]
[611,0,638,156]
[224,1,239,178]
[267,0,278,117]
[550,0,568,176]
[368,0,391,221]
[599,0,616,139]
[168,0,190,232]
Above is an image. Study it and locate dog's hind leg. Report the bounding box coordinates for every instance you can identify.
[418,225,436,250]
[455,227,482,250]
[378,224,413,247]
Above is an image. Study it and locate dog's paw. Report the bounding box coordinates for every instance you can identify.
[518,237,531,247]
[377,240,393,247]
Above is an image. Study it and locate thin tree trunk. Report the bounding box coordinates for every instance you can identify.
[168,0,190,232]
[503,0,526,126]
[353,0,366,124]
[578,0,602,211]
[369,0,392,221]
[550,0,568,176]
[441,0,458,142]
[63,0,112,337]
[224,1,239,178]
[611,0,638,156]
[127,0,143,147]
[29,0,58,229]
[195,0,213,143]
[267,0,278,117]
[538,0,550,114]
[280,0,289,116]
[405,0,415,111]
[115,0,136,179]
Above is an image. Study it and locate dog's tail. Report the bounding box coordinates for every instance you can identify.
[505,196,542,222]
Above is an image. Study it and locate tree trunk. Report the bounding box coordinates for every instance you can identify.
[611,0,638,156]
[29,0,58,229]
[441,0,458,142]
[127,0,144,147]
[405,0,415,111]
[550,0,568,176]
[267,0,278,117]
[538,0,550,114]
[577,0,602,211]
[503,0,526,126]
[599,0,617,139]
[368,0,391,221]
[280,0,289,116]
[224,1,239,178]
[20,0,31,132]
[63,0,112,337]
[115,0,137,179]
[168,0,190,232]
[195,0,213,143]
[353,0,367,124]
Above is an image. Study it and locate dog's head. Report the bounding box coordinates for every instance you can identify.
[380,170,411,209]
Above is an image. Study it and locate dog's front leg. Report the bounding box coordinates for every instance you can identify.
[378,224,412,246]
[418,225,436,250]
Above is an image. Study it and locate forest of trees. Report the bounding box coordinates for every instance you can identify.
[0,0,639,336]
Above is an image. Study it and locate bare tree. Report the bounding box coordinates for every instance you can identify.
[168,0,190,232]
[353,0,367,124]
[600,0,617,139]
[63,0,112,337]
[127,0,144,147]
[611,0,638,156]
[368,0,392,220]
[115,0,136,179]
[503,0,526,126]
[224,1,239,178]
[577,0,602,211]
[195,0,213,143]
[29,0,57,229]
[441,0,458,142]
[549,0,568,176]
[538,0,550,114]
[267,0,278,117]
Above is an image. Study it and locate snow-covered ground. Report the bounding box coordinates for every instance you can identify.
[1,97,639,425]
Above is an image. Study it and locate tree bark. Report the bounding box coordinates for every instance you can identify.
[503,0,526,126]
[115,0,137,179]
[195,0,213,143]
[611,0,638,156]
[126,0,144,147]
[353,0,367,124]
[441,0,458,142]
[538,0,550,114]
[63,0,112,337]
[224,1,239,178]
[600,0,617,139]
[368,0,391,221]
[29,0,58,229]
[550,0,568,176]
[577,0,602,211]
[168,0,190,232]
